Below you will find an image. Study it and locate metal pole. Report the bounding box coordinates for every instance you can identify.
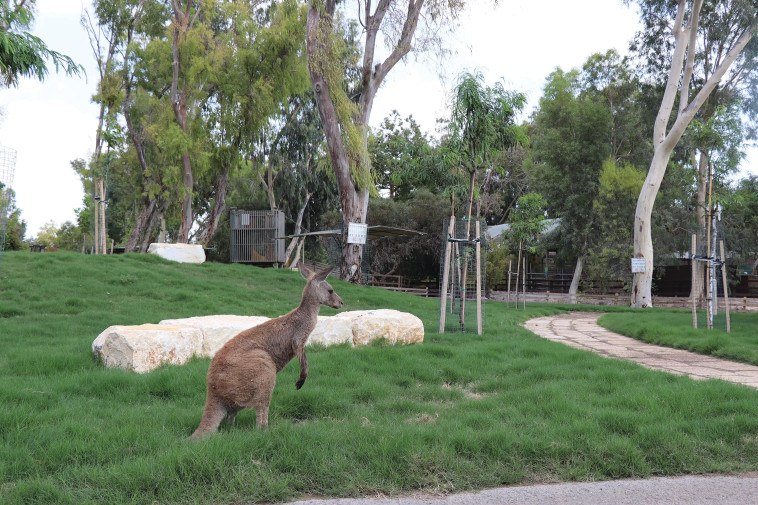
[691,234,697,329]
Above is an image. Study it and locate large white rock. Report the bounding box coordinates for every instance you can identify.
[92,324,203,373]
[335,309,425,346]
[159,315,270,357]
[147,243,206,264]
[307,316,354,347]
[93,310,424,373]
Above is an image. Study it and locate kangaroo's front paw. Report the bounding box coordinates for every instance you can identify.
[295,377,305,389]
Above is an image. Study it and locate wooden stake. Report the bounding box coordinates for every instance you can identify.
[475,221,482,335]
[439,216,455,333]
[691,234,698,329]
[507,258,512,308]
[522,256,527,310]
[515,242,522,308]
[720,240,731,333]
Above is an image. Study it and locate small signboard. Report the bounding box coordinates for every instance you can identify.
[631,257,646,273]
[347,222,368,244]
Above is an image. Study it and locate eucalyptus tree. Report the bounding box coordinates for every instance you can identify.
[625,0,758,307]
[529,67,613,296]
[305,0,465,282]
[0,0,84,86]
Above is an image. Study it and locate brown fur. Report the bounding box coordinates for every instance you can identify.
[189,261,343,439]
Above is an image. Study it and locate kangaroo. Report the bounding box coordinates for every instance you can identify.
[190,261,343,439]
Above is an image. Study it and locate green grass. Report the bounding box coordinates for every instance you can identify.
[1,251,758,504]
[598,310,758,366]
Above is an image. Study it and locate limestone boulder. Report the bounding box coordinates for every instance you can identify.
[159,315,270,357]
[307,316,354,347]
[92,324,203,373]
[147,243,206,264]
[335,309,424,346]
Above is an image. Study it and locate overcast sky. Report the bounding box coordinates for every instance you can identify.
[0,0,755,238]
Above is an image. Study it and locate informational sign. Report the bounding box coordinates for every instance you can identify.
[631,257,646,273]
[347,222,368,244]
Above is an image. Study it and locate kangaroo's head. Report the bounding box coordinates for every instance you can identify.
[298,261,343,309]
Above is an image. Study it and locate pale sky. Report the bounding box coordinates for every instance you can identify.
[0,0,755,238]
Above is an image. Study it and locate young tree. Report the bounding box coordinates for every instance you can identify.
[305,0,464,282]
[627,0,758,307]
[444,71,528,231]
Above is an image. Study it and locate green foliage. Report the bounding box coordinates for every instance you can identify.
[1,252,758,504]
[585,159,646,292]
[309,13,371,190]
[0,1,85,86]
[369,111,438,200]
[505,192,547,254]
[445,71,528,174]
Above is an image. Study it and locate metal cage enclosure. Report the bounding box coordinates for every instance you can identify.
[230,209,285,264]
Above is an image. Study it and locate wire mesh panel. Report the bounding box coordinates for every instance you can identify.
[229,210,285,264]
[439,217,487,333]
[0,146,17,264]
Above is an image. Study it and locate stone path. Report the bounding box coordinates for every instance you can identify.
[524,312,758,389]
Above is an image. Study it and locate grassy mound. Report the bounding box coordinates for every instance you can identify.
[1,251,757,504]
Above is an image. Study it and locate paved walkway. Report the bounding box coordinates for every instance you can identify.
[524,312,758,389]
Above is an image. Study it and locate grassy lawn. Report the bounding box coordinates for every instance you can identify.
[599,310,758,366]
[1,251,758,505]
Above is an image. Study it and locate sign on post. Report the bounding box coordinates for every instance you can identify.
[347,223,368,244]
[631,257,646,273]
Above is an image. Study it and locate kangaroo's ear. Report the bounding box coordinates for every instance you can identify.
[298,260,315,280]
[314,266,335,282]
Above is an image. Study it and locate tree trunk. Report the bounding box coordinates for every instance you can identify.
[569,255,583,305]
[283,190,313,268]
[125,198,157,252]
[171,1,194,243]
[199,162,229,246]
[631,2,755,307]
[306,0,425,282]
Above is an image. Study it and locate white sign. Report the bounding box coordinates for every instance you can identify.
[347,223,368,244]
[631,258,646,273]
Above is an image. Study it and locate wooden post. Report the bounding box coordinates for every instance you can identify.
[506,258,512,308]
[691,234,698,329]
[720,240,731,333]
[100,179,107,254]
[111,239,114,255]
[93,179,100,255]
[475,221,482,335]
[82,234,86,255]
[439,217,455,333]
[522,256,527,310]
[515,242,522,308]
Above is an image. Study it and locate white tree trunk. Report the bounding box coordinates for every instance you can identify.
[568,255,583,305]
[631,3,756,307]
